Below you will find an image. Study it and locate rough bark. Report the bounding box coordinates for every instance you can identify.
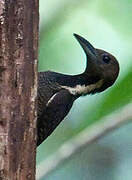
[0,0,39,180]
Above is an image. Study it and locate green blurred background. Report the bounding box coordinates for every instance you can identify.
[37,0,132,179]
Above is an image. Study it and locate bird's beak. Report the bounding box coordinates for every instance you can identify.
[74,33,99,73]
[74,33,97,59]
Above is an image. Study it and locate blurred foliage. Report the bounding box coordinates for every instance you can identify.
[37,0,132,179]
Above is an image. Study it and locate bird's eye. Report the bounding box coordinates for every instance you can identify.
[102,54,111,63]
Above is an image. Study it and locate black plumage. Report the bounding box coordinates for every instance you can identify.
[37,34,119,146]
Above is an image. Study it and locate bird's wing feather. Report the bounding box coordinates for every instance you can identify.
[37,89,75,146]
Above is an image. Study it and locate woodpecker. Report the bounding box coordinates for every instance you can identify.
[37,34,119,146]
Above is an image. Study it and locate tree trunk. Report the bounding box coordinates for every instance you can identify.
[0,0,39,180]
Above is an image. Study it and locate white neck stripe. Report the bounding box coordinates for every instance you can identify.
[61,79,103,95]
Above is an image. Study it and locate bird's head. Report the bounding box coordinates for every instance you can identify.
[74,33,119,93]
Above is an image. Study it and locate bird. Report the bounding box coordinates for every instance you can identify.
[37,33,119,146]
